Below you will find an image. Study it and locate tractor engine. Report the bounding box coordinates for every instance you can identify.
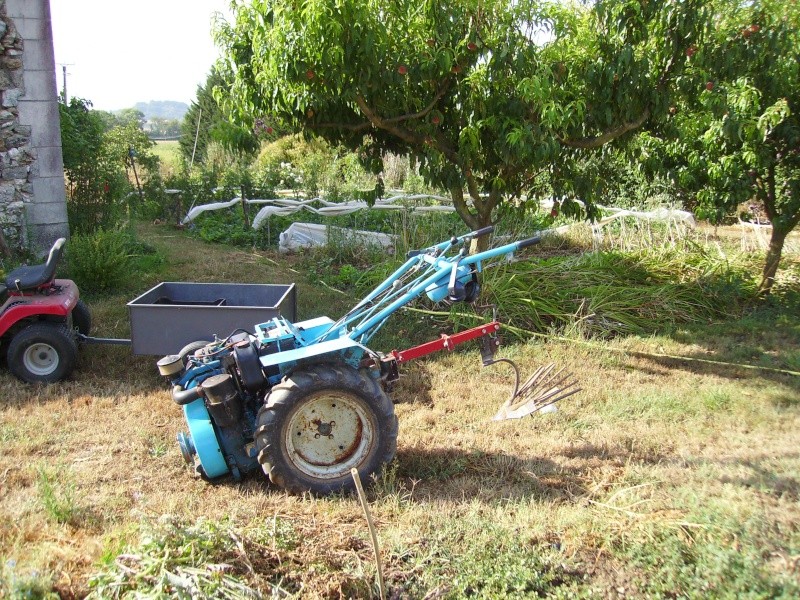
[157,316,392,489]
[157,332,269,480]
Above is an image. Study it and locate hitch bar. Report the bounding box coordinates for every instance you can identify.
[76,333,132,346]
[389,321,501,363]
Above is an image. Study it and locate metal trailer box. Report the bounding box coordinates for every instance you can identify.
[127,282,296,355]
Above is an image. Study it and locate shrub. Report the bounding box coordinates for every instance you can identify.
[66,230,133,294]
[251,134,377,199]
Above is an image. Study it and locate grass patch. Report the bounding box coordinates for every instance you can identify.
[0,221,797,597]
[66,229,166,296]
[152,140,182,175]
[0,560,58,600]
[86,516,373,598]
[386,513,581,598]
[619,503,800,598]
[37,467,81,527]
[478,247,757,338]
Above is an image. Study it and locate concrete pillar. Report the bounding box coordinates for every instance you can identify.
[5,0,68,253]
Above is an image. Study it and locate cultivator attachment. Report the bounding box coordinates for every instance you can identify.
[388,321,580,421]
[490,362,581,421]
[475,330,581,420]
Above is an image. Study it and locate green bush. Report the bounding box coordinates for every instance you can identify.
[251,134,378,199]
[66,230,134,294]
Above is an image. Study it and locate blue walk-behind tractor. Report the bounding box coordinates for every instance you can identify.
[156,227,579,494]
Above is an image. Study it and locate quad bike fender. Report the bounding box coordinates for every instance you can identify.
[0,279,79,338]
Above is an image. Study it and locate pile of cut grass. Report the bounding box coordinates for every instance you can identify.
[470,246,758,338]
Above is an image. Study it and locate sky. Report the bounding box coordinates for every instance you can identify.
[50,0,232,112]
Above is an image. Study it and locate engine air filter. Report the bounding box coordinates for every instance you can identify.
[157,354,184,377]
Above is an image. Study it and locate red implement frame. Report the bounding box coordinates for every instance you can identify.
[391,321,500,363]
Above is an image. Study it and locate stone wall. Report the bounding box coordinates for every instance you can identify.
[0,0,68,255]
[0,2,32,251]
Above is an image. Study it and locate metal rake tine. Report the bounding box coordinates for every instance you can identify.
[518,368,573,401]
[526,380,581,406]
[503,384,582,420]
[525,365,567,393]
[517,363,557,397]
[543,386,582,406]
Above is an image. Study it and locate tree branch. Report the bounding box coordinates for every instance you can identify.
[384,81,451,125]
[355,95,427,146]
[312,82,451,135]
[311,120,372,133]
[560,108,651,149]
[450,185,479,229]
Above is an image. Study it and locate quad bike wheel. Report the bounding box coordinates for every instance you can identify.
[71,299,92,336]
[255,364,398,495]
[7,323,78,383]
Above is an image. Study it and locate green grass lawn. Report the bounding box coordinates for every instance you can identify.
[1,222,798,598]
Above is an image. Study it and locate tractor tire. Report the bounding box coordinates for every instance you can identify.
[71,299,92,336]
[7,323,78,383]
[255,363,398,495]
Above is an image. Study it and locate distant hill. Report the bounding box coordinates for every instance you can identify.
[133,101,189,121]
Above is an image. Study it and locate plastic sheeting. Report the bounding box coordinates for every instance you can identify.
[278,222,398,253]
[183,192,695,231]
[593,206,696,230]
[180,192,696,252]
[181,193,453,227]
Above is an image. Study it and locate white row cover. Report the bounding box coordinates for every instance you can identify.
[278,222,398,253]
[179,191,696,252]
[181,193,453,228]
[183,192,695,230]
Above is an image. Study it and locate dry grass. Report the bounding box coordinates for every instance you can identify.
[1,223,798,598]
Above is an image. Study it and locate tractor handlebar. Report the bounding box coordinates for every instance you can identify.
[406,225,495,258]
[471,225,495,238]
[516,235,541,249]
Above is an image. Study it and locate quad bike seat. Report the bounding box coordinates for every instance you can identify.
[5,237,66,292]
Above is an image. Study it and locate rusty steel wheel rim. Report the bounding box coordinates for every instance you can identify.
[284,391,375,479]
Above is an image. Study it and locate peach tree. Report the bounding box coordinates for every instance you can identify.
[647,0,798,295]
[215,0,706,238]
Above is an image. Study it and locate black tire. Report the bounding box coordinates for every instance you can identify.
[71,299,92,336]
[7,323,78,383]
[177,340,211,365]
[255,364,398,495]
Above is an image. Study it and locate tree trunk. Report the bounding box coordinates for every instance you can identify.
[758,224,787,297]
[449,183,494,252]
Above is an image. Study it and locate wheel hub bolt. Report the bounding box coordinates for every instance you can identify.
[314,420,335,438]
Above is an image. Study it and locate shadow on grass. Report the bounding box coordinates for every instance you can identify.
[626,350,800,401]
[559,443,800,502]
[392,446,588,503]
[612,290,800,395]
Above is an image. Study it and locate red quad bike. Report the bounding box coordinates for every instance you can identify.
[0,238,90,383]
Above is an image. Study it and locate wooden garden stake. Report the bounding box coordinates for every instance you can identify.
[351,468,386,600]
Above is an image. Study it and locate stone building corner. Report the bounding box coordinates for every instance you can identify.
[0,0,69,256]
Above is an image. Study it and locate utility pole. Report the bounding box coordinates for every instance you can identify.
[57,63,74,102]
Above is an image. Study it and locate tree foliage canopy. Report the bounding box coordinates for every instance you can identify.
[179,68,260,166]
[216,0,706,230]
[643,0,798,293]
